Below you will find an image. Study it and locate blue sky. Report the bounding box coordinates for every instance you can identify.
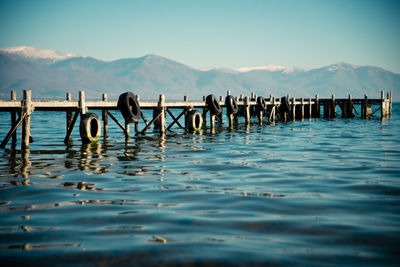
[1,0,399,72]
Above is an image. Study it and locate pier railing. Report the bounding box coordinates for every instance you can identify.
[0,90,393,151]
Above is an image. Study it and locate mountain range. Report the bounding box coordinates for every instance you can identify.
[1,46,399,101]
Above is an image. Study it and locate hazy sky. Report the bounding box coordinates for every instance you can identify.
[1,0,399,72]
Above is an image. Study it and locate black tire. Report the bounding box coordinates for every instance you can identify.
[206,94,222,115]
[118,92,141,123]
[280,96,291,113]
[225,95,238,115]
[187,110,203,131]
[257,96,267,111]
[80,113,101,144]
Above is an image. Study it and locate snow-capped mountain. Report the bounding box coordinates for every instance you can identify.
[0,46,80,65]
[0,46,399,100]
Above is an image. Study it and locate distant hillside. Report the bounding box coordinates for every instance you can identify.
[0,46,399,101]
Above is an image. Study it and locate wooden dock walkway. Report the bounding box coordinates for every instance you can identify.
[0,89,393,151]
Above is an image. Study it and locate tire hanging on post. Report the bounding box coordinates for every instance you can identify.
[257,96,266,111]
[206,94,222,116]
[187,110,203,131]
[118,92,141,123]
[80,113,101,144]
[280,96,291,113]
[225,95,238,115]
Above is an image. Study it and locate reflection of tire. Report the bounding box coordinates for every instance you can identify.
[187,110,203,131]
[206,94,222,115]
[257,96,266,110]
[280,96,291,113]
[118,92,141,123]
[225,95,238,115]
[80,113,101,144]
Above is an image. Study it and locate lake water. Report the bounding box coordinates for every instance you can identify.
[0,104,399,266]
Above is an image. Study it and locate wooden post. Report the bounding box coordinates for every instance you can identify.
[258,107,264,125]
[301,98,305,120]
[11,90,17,145]
[291,97,296,121]
[389,90,392,115]
[102,93,108,137]
[342,94,353,118]
[347,94,354,118]
[362,94,371,119]
[270,97,276,123]
[184,96,189,128]
[324,100,329,118]
[21,90,32,150]
[79,91,86,115]
[380,90,385,119]
[226,91,234,128]
[313,94,320,118]
[66,92,72,130]
[135,95,140,132]
[308,98,312,119]
[244,96,250,125]
[210,112,215,129]
[331,95,336,118]
[202,96,207,127]
[125,120,130,137]
[159,94,166,133]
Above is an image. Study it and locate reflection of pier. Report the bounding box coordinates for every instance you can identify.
[0,89,393,151]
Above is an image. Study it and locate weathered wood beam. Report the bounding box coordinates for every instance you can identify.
[64,111,79,144]
[107,111,126,132]
[141,111,162,134]
[0,112,26,148]
[167,109,185,130]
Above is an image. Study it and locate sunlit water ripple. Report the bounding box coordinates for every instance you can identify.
[0,104,399,266]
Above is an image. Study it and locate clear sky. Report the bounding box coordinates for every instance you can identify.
[1,0,399,73]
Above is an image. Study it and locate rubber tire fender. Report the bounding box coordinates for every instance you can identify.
[257,96,267,111]
[118,92,141,123]
[187,110,203,131]
[206,94,222,115]
[280,96,291,113]
[80,113,101,144]
[225,95,238,115]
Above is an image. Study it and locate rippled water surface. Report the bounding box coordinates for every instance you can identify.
[1,104,399,266]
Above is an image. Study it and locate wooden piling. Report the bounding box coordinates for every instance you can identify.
[270,97,276,124]
[11,90,17,145]
[159,94,166,133]
[362,94,371,119]
[210,112,215,129]
[389,90,392,115]
[184,96,189,128]
[244,96,250,125]
[341,94,354,118]
[330,95,336,118]
[135,95,140,132]
[324,100,330,118]
[21,90,32,150]
[380,90,386,119]
[226,91,235,129]
[79,91,86,115]
[66,92,72,130]
[301,98,305,120]
[102,93,108,136]
[291,97,295,121]
[313,94,320,118]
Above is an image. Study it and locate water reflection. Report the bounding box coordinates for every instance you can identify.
[79,143,104,172]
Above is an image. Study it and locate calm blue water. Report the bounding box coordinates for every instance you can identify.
[0,104,399,266]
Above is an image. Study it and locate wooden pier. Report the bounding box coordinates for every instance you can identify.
[0,89,393,151]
